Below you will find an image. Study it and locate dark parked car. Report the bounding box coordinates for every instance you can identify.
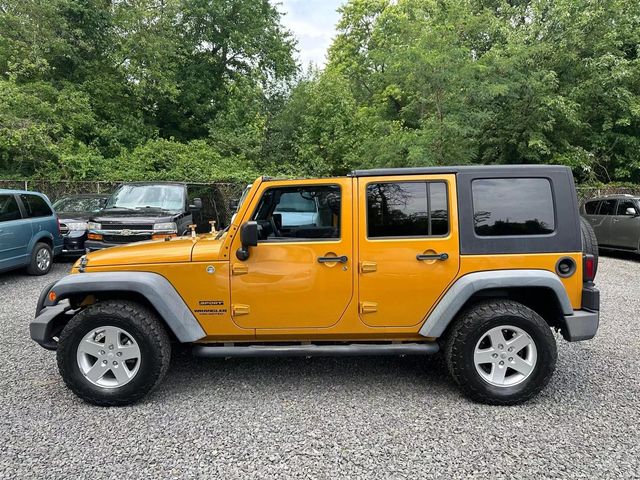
[85,182,202,250]
[53,194,109,256]
[0,189,63,275]
[581,194,640,253]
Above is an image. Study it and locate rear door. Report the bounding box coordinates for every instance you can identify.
[610,199,640,249]
[0,194,31,270]
[356,174,460,327]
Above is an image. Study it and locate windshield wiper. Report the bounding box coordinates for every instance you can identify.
[215,225,229,240]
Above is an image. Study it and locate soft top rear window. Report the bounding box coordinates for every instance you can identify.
[472,178,555,236]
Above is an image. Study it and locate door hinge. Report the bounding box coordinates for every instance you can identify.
[232,304,250,316]
[360,261,377,273]
[232,263,249,275]
[359,301,378,314]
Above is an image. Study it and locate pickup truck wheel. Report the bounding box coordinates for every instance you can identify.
[56,300,171,406]
[26,242,53,275]
[445,299,557,405]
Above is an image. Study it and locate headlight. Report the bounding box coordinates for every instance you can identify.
[87,222,101,231]
[65,222,88,231]
[153,222,177,233]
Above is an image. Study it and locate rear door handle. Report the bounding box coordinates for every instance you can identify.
[416,253,449,261]
[318,255,348,264]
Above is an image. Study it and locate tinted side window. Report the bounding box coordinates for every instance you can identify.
[616,200,637,215]
[20,194,53,218]
[0,195,22,222]
[584,201,600,215]
[253,185,340,240]
[366,181,449,238]
[473,178,555,236]
[598,199,617,216]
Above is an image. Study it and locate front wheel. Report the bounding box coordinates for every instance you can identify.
[26,242,53,275]
[56,300,171,406]
[445,299,557,405]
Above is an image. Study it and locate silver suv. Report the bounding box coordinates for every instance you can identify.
[581,195,640,252]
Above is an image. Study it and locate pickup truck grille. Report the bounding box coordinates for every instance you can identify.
[103,234,152,243]
[101,224,153,230]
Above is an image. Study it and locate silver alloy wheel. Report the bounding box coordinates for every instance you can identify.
[36,247,51,272]
[474,325,537,387]
[76,326,141,388]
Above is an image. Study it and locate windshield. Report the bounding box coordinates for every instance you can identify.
[53,196,106,213]
[106,185,185,212]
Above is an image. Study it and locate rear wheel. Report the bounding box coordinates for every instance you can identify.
[26,242,53,275]
[57,300,171,406]
[445,299,557,405]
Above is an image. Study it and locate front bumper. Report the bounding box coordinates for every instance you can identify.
[84,240,119,251]
[30,302,75,350]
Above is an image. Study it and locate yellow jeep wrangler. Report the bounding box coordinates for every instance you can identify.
[31,166,600,406]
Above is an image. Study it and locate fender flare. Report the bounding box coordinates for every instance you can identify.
[29,230,55,250]
[39,271,206,342]
[419,269,574,338]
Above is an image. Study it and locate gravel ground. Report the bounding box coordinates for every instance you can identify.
[1,255,639,479]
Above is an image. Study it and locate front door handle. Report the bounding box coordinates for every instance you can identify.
[318,255,348,264]
[416,253,449,261]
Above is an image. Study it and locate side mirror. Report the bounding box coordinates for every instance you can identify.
[190,198,203,210]
[236,221,258,261]
[625,207,638,216]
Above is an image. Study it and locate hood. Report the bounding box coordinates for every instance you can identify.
[92,209,178,224]
[58,212,95,222]
[81,236,198,268]
[77,233,226,269]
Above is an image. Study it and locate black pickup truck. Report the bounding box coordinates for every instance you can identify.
[85,182,202,250]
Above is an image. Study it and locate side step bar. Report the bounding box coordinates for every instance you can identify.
[192,342,439,358]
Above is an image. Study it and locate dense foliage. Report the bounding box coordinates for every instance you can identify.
[1,0,639,183]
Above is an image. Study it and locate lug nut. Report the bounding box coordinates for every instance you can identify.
[508,347,513,352]
[498,344,504,350]
[102,360,107,365]
[499,361,504,366]
[112,361,118,366]
[509,357,514,362]
[492,353,498,359]
[100,350,105,355]
[109,345,114,350]
[116,352,122,357]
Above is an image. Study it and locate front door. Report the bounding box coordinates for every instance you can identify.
[592,199,616,246]
[610,199,640,249]
[357,175,460,327]
[230,179,353,329]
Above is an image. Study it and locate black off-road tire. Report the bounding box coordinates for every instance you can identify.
[445,299,557,405]
[26,242,53,275]
[580,216,599,275]
[57,300,171,406]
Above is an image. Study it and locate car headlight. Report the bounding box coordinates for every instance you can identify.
[87,222,101,231]
[66,222,88,231]
[153,222,177,233]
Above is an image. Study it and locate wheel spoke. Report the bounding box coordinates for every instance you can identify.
[85,361,109,382]
[488,329,507,349]
[118,343,140,361]
[78,339,103,358]
[490,364,507,384]
[506,333,531,354]
[104,328,120,348]
[510,356,535,376]
[111,364,130,384]
[474,349,496,365]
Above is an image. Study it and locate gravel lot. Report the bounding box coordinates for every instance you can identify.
[1,255,639,479]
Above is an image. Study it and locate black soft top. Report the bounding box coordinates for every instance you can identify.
[349,164,571,177]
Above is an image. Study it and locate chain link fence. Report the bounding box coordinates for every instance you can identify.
[3,179,639,224]
[0,180,246,229]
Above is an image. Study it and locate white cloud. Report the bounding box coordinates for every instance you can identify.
[276,0,345,67]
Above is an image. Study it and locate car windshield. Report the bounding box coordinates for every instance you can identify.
[53,196,106,213]
[105,185,185,212]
